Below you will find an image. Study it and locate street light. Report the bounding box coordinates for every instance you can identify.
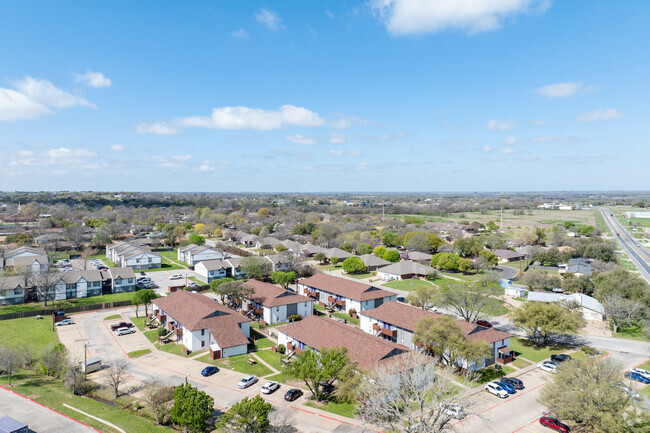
[185,372,190,384]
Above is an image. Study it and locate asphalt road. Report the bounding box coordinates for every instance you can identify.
[600,207,650,283]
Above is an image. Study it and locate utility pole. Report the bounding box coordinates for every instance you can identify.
[84,343,87,380]
[500,206,503,230]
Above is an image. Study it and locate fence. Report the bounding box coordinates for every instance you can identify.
[0,299,134,321]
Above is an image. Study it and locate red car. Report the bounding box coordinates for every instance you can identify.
[540,416,570,432]
[110,322,134,331]
[475,320,492,328]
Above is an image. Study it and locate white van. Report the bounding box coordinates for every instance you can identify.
[80,357,102,373]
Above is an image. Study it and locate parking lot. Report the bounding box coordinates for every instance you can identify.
[137,268,199,295]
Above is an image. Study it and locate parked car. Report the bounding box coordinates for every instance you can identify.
[539,416,570,432]
[538,361,558,373]
[201,366,219,377]
[439,403,465,419]
[484,382,509,398]
[238,375,258,389]
[550,354,572,363]
[284,388,303,401]
[494,381,516,394]
[261,381,280,394]
[631,368,650,380]
[618,384,640,399]
[500,377,524,390]
[396,296,406,303]
[170,274,183,280]
[110,322,134,331]
[97,266,109,271]
[625,371,650,384]
[140,271,146,276]
[475,320,492,328]
[55,319,74,326]
[187,282,200,288]
[115,327,135,336]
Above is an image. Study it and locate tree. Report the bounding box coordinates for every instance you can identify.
[373,246,386,258]
[63,224,89,250]
[240,256,272,279]
[406,284,441,310]
[457,258,474,273]
[406,232,432,252]
[188,234,205,245]
[216,394,273,433]
[593,268,650,304]
[0,346,20,386]
[510,301,584,346]
[355,243,373,255]
[216,280,253,310]
[538,358,647,432]
[453,237,483,257]
[533,227,546,245]
[285,347,351,401]
[40,343,67,378]
[143,378,175,425]
[478,249,498,267]
[64,358,86,395]
[314,252,327,264]
[520,272,559,292]
[602,293,644,334]
[430,253,460,271]
[561,274,595,295]
[132,289,158,318]
[513,227,536,246]
[356,351,473,433]
[341,257,366,274]
[329,256,339,266]
[210,278,235,303]
[105,358,129,398]
[271,271,297,290]
[32,270,63,307]
[382,232,399,247]
[170,383,214,433]
[437,278,502,322]
[414,316,491,367]
[314,222,342,248]
[383,249,401,263]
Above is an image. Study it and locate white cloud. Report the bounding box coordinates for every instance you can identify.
[504,136,518,145]
[349,150,361,156]
[150,154,194,170]
[110,144,123,152]
[231,29,250,39]
[329,150,343,156]
[329,115,368,129]
[356,161,370,170]
[46,147,97,159]
[286,135,320,145]
[0,77,95,121]
[326,10,335,18]
[481,145,492,152]
[499,147,515,154]
[255,8,285,30]
[198,160,216,172]
[532,120,546,126]
[535,82,593,98]
[177,105,324,130]
[136,121,181,135]
[74,70,112,88]
[577,108,622,122]
[329,133,346,144]
[485,119,515,130]
[370,0,550,35]
[529,135,579,143]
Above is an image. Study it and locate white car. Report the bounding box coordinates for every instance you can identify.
[115,327,135,336]
[538,361,558,374]
[632,368,650,380]
[261,381,280,394]
[238,375,258,389]
[187,282,199,288]
[485,382,509,398]
[439,403,465,419]
[170,274,183,280]
[55,318,74,326]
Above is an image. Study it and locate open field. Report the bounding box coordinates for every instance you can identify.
[509,337,570,362]
[0,291,136,314]
[382,278,435,292]
[0,317,59,350]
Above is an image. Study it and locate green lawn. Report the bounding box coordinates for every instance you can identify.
[512,358,531,369]
[0,291,137,314]
[316,264,342,271]
[636,361,650,370]
[254,349,286,371]
[143,328,161,343]
[157,249,180,261]
[346,272,376,280]
[188,276,204,285]
[642,385,650,399]
[147,260,185,272]
[129,316,150,331]
[332,312,360,326]
[127,349,151,358]
[383,279,436,292]
[304,400,357,418]
[265,372,290,383]
[509,337,570,362]
[313,304,325,311]
[0,317,59,351]
[103,314,121,321]
[473,365,516,384]
[250,332,274,349]
[196,353,273,377]
[89,254,115,267]
[0,372,170,433]
[614,324,649,341]
[251,321,288,330]
[155,342,203,358]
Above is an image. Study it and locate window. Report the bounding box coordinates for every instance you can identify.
[148,258,152,263]
[128,278,133,283]
[201,329,205,336]
[14,289,21,295]
[201,341,205,348]
[135,258,139,263]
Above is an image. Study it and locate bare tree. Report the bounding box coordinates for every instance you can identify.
[0,346,21,386]
[32,270,62,307]
[41,344,67,378]
[356,351,475,433]
[105,358,129,399]
[142,377,174,425]
[63,224,89,250]
[602,293,643,334]
[17,343,36,369]
[64,358,86,395]
[78,247,97,271]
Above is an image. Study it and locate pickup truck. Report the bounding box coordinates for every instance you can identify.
[110,321,135,331]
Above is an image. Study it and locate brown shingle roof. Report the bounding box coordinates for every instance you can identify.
[242,279,312,308]
[360,301,511,344]
[152,291,250,349]
[275,315,408,370]
[299,273,394,302]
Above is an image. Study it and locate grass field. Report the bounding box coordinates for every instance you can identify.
[89,254,115,267]
[0,317,59,350]
[197,353,273,377]
[383,279,435,292]
[103,314,121,321]
[346,272,376,279]
[155,342,201,357]
[127,349,151,358]
[250,332,275,350]
[143,328,161,343]
[0,291,137,314]
[509,337,570,362]
[474,365,516,384]
[304,400,357,418]
[0,372,170,433]
[512,358,531,369]
[254,349,285,371]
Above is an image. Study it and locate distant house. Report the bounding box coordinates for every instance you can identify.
[358,254,391,271]
[0,275,27,306]
[526,292,604,321]
[376,260,435,281]
[324,248,355,260]
[276,315,410,370]
[559,258,593,277]
[3,246,47,260]
[177,244,223,266]
[241,279,313,324]
[106,242,161,270]
[264,254,291,272]
[299,243,325,257]
[107,267,136,293]
[495,249,525,262]
[256,237,281,249]
[241,234,260,247]
[1,254,49,274]
[195,258,246,283]
[151,291,251,359]
[297,273,396,314]
[38,270,103,302]
[406,251,433,265]
[359,301,513,370]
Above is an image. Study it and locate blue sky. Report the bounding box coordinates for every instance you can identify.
[0,0,648,192]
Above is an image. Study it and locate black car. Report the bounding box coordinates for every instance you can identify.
[140,271,146,276]
[500,377,524,390]
[397,296,406,303]
[550,354,572,363]
[284,388,303,402]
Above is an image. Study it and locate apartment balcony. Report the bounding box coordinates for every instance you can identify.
[381,328,397,338]
[372,323,381,332]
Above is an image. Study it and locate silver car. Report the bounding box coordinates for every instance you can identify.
[238,375,258,389]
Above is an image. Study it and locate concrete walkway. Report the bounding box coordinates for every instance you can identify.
[249,350,281,378]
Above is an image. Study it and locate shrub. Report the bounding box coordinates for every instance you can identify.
[276,344,286,354]
[287,314,302,322]
[581,345,596,355]
[158,327,167,337]
[348,308,357,316]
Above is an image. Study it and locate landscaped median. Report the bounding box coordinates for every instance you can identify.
[195,353,274,377]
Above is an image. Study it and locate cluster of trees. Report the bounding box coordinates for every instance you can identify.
[510,301,584,346]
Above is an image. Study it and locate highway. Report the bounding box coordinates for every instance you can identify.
[599,207,650,283]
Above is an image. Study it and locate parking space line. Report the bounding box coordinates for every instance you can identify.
[510,412,550,433]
